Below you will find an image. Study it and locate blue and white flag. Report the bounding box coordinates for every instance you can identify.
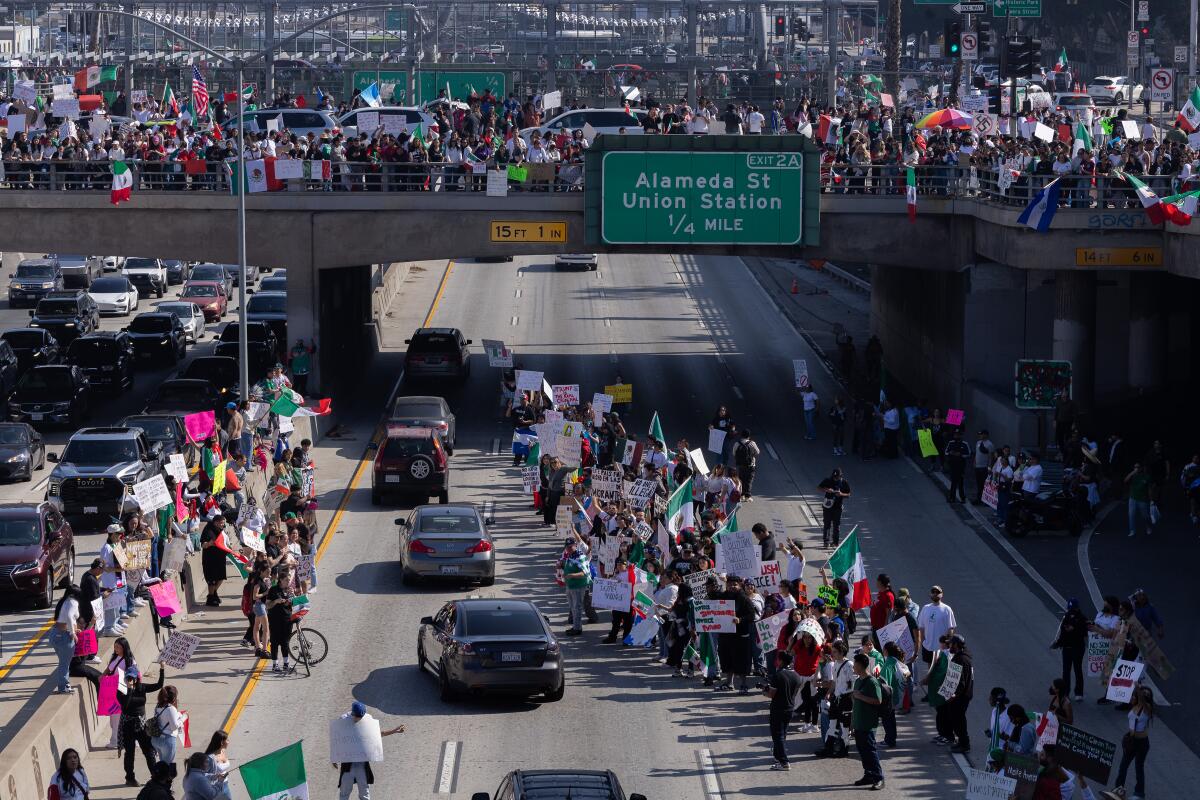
[1017,178,1061,232]
[359,82,381,108]
[512,427,536,457]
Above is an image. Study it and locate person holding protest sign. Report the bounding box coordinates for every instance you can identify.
[266,563,296,673]
[49,584,81,695]
[103,637,138,747]
[815,640,853,756]
[333,701,405,800]
[941,635,974,754]
[99,524,130,636]
[199,514,230,607]
[149,684,185,779]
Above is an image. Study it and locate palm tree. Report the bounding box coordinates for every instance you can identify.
[884,0,901,99]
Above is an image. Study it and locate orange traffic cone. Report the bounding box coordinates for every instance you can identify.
[790,278,799,294]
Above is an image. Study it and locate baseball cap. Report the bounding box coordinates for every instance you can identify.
[351,701,367,718]
[226,402,237,409]
[930,585,943,595]
[810,598,826,609]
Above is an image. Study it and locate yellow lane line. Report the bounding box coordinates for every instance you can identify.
[422,260,455,328]
[0,620,54,682]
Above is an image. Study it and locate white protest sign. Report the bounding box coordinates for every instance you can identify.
[1106,659,1145,702]
[750,560,781,594]
[51,98,80,119]
[582,122,598,143]
[533,423,558,456]
[793,359,809,388]
[695,599,737,633]
[684,568,722,600]
[382,115,408,135]
[551,384,580,406]
[556,434,582,467]
[166,454,189,483]
[295,553,315,583]
[626,478,657,509]
[592,393,613,412]
[716,530,761,579]
[591,577,631,611]
[156,632,201,669]
[876,616,916,662]
[104,588,127,611]
[1037,710,1060,749]
[938,660,964,700]
[162,537,187,575]
[278,415,295,434]
[559,420,583,440]
[1122,119,1141,140]
[770,516,787,543]
[248,401,271,425]
[90,597,104,624]
[687,448,710,477]
[131,474,171,513]
[87,115,109,139]
[521,466,539,494]
[52,84,74,100]
[591,468,621,495]
[240,526,265,553]
[515,369,543,392]
[598,536,620,574]
[965,768,1017,800]
[1086,632,1109,678]
[543,410,564,427]
[482,339,513,368]
[973,112,999,139]
[541,90,562,112]
[707,428,726,455]
[1189,131,1200,150]
[757,611,789,651]
[486,170,508,197]
[13,80,36,104]
[329,714,385,763]
[131,89,148,105]
[357,111,380,132]
[1033,122,1055,143]
[273,158,304,179]
[628,615,660,646]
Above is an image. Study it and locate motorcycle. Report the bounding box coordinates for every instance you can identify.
[1005,488,1084,538]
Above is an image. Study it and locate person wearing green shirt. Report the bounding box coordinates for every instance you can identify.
[560,537,591,636]
[851,653,885,790]
[288,339,315,395]
[1125,464,1153,537]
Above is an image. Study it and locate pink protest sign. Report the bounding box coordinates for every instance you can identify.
[174,483,187,522]
[147,580,182,617]
[97,673,122,716]
[73,628,97,657]
[183,410,216,443]
[945,409,964,426]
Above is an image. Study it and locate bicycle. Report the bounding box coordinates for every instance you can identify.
[287,615,329,677]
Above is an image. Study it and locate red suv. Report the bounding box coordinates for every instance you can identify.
[371,425,450,506]
[0,502,74,608]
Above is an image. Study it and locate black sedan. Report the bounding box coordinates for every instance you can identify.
[142,379,222,416]
[0,422,46,481]
[418,598,564,702]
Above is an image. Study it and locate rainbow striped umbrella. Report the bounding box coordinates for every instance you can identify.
[916,108,975,129]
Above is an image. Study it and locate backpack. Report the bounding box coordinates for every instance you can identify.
[241,582,254,616]
[146,707,167,738]
[878,678,894,707]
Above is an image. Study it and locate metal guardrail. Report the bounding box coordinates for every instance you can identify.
[0,159,585,194]
[0,159,1190,211]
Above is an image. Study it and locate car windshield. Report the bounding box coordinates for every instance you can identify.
[158,304,194,319]
[393,401,444,418]
[125,258,158,269]
[90,277,129,293]
[0,519,39,546]
[259,279,286,292]
[16,264,55,278]
[461,607,544,637]
[0,426,29,444]
[184,362,236,384]
[2,332,44,348]
[410,334,459,353]
[416,513,479,534]
[129,316,172,333]
[123,418,176,441]
[247,294,286,313]
[153,385,203,403]
[35,300,78,316]
[67,338,117,366]
[192,267,224,280]
[183,285,218,298]
[17,369,72,392]
[61,438,139,464]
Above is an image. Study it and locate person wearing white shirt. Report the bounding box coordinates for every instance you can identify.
[746,106,765,134]
[652,573,681,661]
[916,586,957,665]
[1021,453,1044,495]
[150,686,186,778]
[818,641,855,747]
[50,586,81,694]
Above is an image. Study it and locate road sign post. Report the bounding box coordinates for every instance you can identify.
[1150,67,1174,103]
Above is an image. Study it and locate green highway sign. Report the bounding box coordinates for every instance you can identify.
[600,151,804,245]
[351,70,409,103]
[416,71,506,103]
[993,0,1041,17]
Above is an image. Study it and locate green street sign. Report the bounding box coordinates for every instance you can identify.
[416,70,506,103]
[993,0,1041,18]
[351,70,409,103]
[600,151,804,245]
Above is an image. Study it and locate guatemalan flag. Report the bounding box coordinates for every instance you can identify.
[1017,178,1061,232]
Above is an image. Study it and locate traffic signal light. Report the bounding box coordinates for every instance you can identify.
[1005,36,1041,78]
[1140,26,1150,36]
[774,14,787,35]
[1027,37,1042,75]
[977,20,993,52]
[944,19,962,59]
[791,16,809,39]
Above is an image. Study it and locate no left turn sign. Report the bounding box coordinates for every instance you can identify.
[1151,68,1174,101]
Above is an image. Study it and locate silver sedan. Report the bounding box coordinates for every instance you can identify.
[155,301,206,343]
[398,504,494,586]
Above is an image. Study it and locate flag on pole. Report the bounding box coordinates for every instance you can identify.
[411,124,426,148]
[162,82,179,117]
[1159,189,1200,225]
[270,388,304,417]
[99,65,118,83]
[239,741,309,800]
[293,398,332,417]
[315,86,325,104]
[1178,86,1200,133]
[1016,177,1061,232]
[648,411,665,447]
[666,478,694,540]
[1053,47,1068,72]
[359,82,382,108]
[905,167,917,222]
[208,110,223,141]
[1119,171,1190,224]
[290,594,311,618]
[74,65,99,91]
[828,526,871,610]
[191,65,210,117]
[110,161,132,205]
[1072,120,1093,155]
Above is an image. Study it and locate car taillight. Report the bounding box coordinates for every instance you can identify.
[546,640,560,656]
[437,422,449,430]
[433,443,447,469]
[465,539,492,554]
[409,539,436,554]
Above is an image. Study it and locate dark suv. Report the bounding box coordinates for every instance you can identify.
[179,356,239,404]
[371,426,450,505]
[29,290,100,343]
[47,427,164,518]
[0,340,21,400]
[8,365,90,427]
[142,379,222,416]
[65,332,136,392]
[118,414,195,469]
[125,312,187,364]
[470,771,646,800]
[0,502,74,608]
[215,321,278,380]
[404,328,473,381]
[8,259,64,308]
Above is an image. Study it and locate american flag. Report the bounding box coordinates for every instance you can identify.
[191,65,209,117]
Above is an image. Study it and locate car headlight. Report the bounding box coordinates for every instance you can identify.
[13,559,39,573]
[7,452,28,462]
[160,337,169,343]
[52,402,69,410]
[64,322,75,327]
[119,474,138,485]
[29,322,38,327]
[41,282,54,289]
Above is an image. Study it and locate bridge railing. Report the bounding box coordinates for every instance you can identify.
[0,159,586,194]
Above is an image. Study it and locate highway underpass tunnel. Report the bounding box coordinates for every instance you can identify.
[315,264,373,395]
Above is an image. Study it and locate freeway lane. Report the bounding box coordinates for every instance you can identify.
[228,252,1198,799]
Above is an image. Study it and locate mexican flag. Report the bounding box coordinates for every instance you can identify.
[1053,47,1068,72]
[685,631,718,675]
[1178,86,1200,133]
[293,398,332,417]
[1121,171,1190,225]
[1160,189,1200,225]
[828,526,871,610]
[162,82,179,117]
[666,478,694,540]
[712,503,740,542]
[110,161,133,205]
[291,594,311,618]
[239,741,309,800]
[1072,120,1093,155]
[906,167,917,222]
[74,65,99,91]
[648,411,665,447]
[271,388,304,417]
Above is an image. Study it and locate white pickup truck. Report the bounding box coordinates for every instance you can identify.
[121,257,168,297]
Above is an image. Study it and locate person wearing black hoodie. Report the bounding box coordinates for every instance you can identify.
[945,635,974,755]
[1054,599,1089,701]
[137,762,176,800]
[119,665,166,786]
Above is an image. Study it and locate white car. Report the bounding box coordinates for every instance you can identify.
[102,256,125,272]
[520,108,644,145]
[155,301,206,343]
[1054,92,1097,118]
[554,253,598,272]
[87,275,139,316]
[1086,76,1143,105]
[224,108,340,138]
[338,106,436,139]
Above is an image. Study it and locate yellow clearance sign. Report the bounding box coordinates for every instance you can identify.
[1074,247,1162,268]
[490,221,567,243]
[604,383,633,403]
